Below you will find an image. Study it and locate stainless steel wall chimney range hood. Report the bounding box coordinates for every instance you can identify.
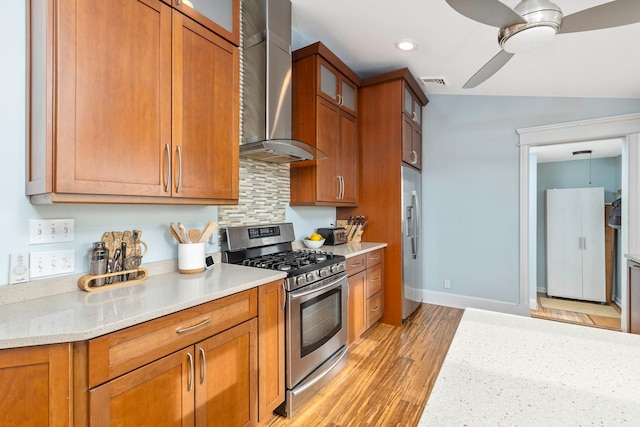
[240,0,326,163]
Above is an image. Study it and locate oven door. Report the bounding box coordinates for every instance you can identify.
[286,272,348,388]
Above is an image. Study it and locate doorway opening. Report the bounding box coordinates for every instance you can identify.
[528,139,623,330]
[517,113,640,332]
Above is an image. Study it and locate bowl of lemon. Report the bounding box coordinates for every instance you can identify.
[303,232,325,249]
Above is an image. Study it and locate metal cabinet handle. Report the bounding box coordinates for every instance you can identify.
[412,111,417,122]
[411,150,418,164]
[369,277,380,282]
[199,347,206,385]
[187,352,193,391]
[176,318,211,334]
[371,305,381,312]
[176,0,182,5]
[176,146,183,193]
[336,176,344,200]
[164,144,170,192]
[337,94,343,106]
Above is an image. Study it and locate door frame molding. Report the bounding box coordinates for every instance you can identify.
[517,113,640,330]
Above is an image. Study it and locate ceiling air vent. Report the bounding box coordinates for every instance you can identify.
[420,76,449,87]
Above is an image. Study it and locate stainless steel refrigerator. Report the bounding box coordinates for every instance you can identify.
[402,166,422,320]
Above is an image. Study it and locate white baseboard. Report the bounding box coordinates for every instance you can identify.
[423,290,528,316]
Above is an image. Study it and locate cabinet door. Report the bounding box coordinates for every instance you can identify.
[348,270,367,345]
[316,98,341,203]
[0,344,71,427]
[258,281,285,422]
[547,189,584,299]
[196,319,257,427]
[172,12,239,201]
[581,188,605,302]
[339,112,358,204]
[318,60,339,106]
[340,78,358,116]
[89,348,194,426]
[402,113,422,170]
[166,0,240,45]
[56,0,172,197]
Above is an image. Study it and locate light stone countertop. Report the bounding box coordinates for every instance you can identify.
[626,253,640,263]
[0,263,286,349]
[304,241,387,258]
[419,308,640,426]
[0,244,386,350]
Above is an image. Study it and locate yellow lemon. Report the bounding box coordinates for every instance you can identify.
[309,233,323,241]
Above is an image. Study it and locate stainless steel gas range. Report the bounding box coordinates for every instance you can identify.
[221,223,349,418]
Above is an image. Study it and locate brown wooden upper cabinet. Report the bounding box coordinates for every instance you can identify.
[162,0,240,46]
[402,83,426,169]
[27,0,239,205]
[318,58,358,116]
[291,42,361,207]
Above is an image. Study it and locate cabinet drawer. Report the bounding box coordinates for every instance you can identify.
[88,289,257,387]
[367,292,383,328]
[366,249,383,267]
[346,254,366,276]
[366,263,383,297]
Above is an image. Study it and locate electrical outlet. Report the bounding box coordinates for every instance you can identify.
[29,219,75,244]
[444,279,451,289]
[29,249,75,278]
[9,253,30,284]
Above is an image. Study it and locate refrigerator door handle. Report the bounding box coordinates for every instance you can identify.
[412,192,419,259]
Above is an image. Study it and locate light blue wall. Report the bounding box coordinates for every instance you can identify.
[422,95,640,305]
[0,3,223,286]
[536,157,620,293]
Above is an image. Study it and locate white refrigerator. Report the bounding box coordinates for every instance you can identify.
[402,166,423,320]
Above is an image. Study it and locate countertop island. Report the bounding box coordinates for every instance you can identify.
[420,308,640,426]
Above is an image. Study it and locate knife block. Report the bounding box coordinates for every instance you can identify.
[336,220,363,243]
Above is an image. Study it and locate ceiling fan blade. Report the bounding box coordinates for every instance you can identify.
[463,50,515,89]
[558,0,640,34]
[445,0,526,28]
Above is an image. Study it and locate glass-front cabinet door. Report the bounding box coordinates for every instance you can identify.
[165,0,240,45]
[318,59,357,116]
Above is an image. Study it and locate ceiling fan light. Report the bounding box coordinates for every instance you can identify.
[501,25,557,53]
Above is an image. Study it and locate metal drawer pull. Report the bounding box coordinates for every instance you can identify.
[187,352,193,391]
[350,262,364,268]
[199,347,206,384]
[369,277,380,282]
[176,318,211,334]
[411,150,418,164]
[371,305,381,311]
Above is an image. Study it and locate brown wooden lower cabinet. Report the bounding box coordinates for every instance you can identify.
[0,280,284,427]
[347,249,385,345]
[0,343,72,427]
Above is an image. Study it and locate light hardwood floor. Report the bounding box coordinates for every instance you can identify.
[265,303,463,427]
[530,292,621,331]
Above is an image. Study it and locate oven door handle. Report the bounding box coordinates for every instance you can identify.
[289,273,347,299]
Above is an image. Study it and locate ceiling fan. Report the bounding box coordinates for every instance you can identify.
[446,0,640,88]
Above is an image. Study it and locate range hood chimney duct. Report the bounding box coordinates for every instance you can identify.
[240,0,325,163]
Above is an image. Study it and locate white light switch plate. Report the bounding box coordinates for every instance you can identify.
[29,249,75,278]
[29,219,75,244]
[9,253,30,284]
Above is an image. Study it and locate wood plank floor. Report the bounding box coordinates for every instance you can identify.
[265,303,464,427]
[530,292,621,331]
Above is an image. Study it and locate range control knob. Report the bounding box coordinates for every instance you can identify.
[319,268,329,278]
[296,276,307,286]
[330,264,339,274]
[306,273,315,282]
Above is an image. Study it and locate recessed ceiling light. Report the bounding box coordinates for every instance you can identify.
[395,39,418,51]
